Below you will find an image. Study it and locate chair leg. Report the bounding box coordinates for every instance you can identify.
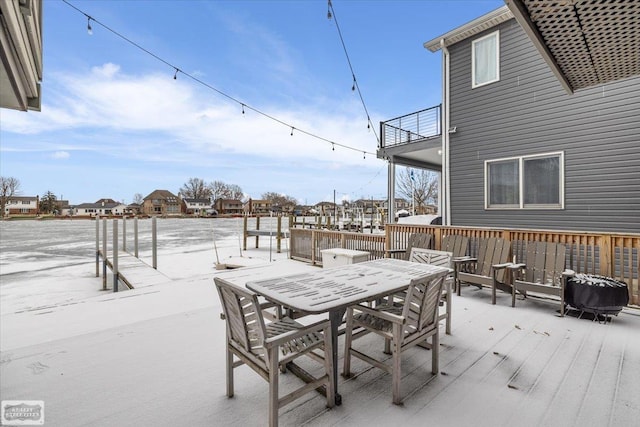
[268,347,279,427]
[226,345,234,397]
[445,281,452,335]
[392,323,402,405]
[512,284,517,307]
[343,308,354,377]
[432,329,439,374]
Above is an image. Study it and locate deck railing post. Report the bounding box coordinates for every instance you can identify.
[102,218,107,290]
[113,219,119,292]
[152,216,157,269]
[134,217,139,258]
[277,216,282,254]
[255,216,260,248]
[122,217,126,252]
[95,215,100,277]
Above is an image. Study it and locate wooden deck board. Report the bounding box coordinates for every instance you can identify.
[2,271,639,427]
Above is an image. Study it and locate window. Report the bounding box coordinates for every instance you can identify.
[472,31,500,88]
[485,152,564,209]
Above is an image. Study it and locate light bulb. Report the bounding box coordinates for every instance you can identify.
[87,17,93,35]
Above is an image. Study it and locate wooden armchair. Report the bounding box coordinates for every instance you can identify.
[386,232,433,260]
[214,277,334,427]
[509,242,574,316]
[343,273,447,405]
[453,237,512,304]
[409,248,455,334]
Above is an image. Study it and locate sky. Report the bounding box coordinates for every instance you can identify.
[0,0,504,206]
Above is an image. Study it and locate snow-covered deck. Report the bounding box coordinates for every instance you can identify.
[2,237,639,426]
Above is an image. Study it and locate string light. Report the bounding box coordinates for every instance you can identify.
[62,0,378,159]
[352,76,356,91]
[327,0,332,19]
[332,143,335,151]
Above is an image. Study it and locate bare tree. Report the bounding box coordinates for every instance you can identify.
[0,176,21,217]
[179,177,212,199]
[209,181,244,201]
[396,168,438,213]
[132,193,144,205]
[262,192,298,210]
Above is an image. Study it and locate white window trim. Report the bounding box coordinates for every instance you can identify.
[472,30,500,88]
[484,151,565,210]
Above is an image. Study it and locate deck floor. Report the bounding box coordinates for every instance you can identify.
[2,274,639,426]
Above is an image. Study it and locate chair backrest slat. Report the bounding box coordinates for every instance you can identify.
[402,275,445,336]
[403,233,432,260]
[442,235,469,258]
[476,238,511,280]
[215,277,267,357]
[409,248,453,269]
[524,242,566,285]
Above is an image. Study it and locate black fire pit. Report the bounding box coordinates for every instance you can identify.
[565,274,629,318]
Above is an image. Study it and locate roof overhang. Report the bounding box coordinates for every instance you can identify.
[0,0,43,111]
[424,6,513,52]
[505,0,640,94]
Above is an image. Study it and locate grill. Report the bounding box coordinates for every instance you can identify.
[565,274,629,320]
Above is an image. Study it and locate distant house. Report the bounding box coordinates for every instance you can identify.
[214,199,243,215]
[379,5,640,233]
[4,196,38,216]
[142,190,182,216]
[315,202,337,216]
[75,200,127,216]
[182,198,211,216]
[243,199,271,215]
[125,203,141,216]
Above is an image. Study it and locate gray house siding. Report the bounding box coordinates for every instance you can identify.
[448,19,640,233]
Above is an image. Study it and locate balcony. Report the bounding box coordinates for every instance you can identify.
[377,105,443,170]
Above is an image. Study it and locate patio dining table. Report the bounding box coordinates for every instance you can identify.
[246,258,451,405]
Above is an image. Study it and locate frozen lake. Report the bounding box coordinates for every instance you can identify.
[0,217,289,314]
[0,217,288,277]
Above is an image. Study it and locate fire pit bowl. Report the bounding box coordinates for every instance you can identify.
[565,274,629,316]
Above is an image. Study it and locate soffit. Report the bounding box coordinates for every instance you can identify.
[506,0,640,93]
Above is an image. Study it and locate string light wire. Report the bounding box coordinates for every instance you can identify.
[61,0,377,158]
[327,0,380,144]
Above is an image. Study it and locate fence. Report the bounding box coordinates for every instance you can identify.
[289,224,640,306]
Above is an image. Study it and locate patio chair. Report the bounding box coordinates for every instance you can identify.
[214,277,334,427]
[386,232,433,260]
[453,237,512,304]
[409,248,454,334]
[343,273,446,405]
[509,241,574,316]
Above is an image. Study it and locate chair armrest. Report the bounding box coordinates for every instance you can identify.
[452,256,476,264]
[492,263,512,270]
[385,248,406,254]
[562,269,575,277]
[263,318,331,348]
[507,263,526,270]
[351,303,406,324]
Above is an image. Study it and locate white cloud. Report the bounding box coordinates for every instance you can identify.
[1,64,381,168]
[51,151,70,159]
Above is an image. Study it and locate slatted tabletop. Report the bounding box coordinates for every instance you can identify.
[246,258,451,313]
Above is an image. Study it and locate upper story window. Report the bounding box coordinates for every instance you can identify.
[485,152,564,209]
[472,31,500,88]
